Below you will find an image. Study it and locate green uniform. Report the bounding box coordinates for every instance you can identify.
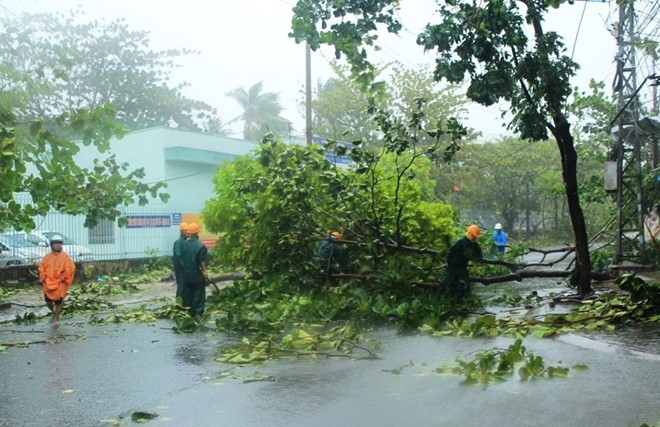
[314,239,348,269]
[181,234,208,315]
[313,239,348,284]
[437,236,483,300]
[172,233,187,303]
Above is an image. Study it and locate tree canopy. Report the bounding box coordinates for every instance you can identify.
[312,61,471,147]
[290,0,593,296]
[0,9,223,132]
[203,99,466,287]
[226,81,291,141]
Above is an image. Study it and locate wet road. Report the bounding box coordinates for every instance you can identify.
[1,275,659,426]
[2,314,660,426]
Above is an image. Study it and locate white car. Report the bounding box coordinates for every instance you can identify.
[0,245,26,267]
[0,234,49,265]
[21,230,95,262]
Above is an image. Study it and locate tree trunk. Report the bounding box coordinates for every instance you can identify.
[208,271,247,283]
[551,114,592,296]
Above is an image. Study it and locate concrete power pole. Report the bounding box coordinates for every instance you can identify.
[652,60,659,169]
[305,42,313,146]
[613,0,646,265]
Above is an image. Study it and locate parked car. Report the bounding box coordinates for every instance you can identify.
[0,246,26,267]
[0,234,49,265]
[21,230,95,262]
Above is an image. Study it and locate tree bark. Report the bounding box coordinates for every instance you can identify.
[518,0,592,297]
[550,114,592,296]
[208,271,247,283]
[333,268,615,288]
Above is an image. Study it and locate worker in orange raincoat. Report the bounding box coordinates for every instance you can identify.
[38,234,76,325]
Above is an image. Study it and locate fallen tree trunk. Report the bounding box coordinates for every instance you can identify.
[331,268,618,288]
[208,271,246,283]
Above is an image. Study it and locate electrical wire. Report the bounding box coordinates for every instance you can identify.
[571,0,590,60]
[144,166,219,185]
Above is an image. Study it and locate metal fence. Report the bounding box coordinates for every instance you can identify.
[1,193,206,267]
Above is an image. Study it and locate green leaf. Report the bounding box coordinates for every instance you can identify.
[571,364,589,371]
[131,411,158,422]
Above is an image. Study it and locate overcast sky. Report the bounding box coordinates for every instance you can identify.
[3,0,625,140]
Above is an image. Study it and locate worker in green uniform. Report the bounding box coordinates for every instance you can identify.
[314,231,348,283]
[181,222,209,316]
[172,222,189,305]
[437,225,484,301]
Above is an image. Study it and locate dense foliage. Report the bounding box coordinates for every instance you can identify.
[0,105,168,230]
[312,62,472,147]
[290,0,592,296]
[203,138,456,286]
[0,9,222,132]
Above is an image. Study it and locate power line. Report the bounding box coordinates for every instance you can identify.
[571,0,590,60]
[145,166,218,185]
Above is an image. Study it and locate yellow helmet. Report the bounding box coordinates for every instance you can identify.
[188,223,201,234]
[179,222,189,231]
[330,231,342,239]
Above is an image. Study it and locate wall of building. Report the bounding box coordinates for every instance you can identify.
[4,127,259,266]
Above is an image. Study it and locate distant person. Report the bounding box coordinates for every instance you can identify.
[314,231,348,282]
[437,225,483,301]
[181,223,209,316]
[38,235,76,325]
[649,204,660,240]
[172,222,189,305]
[492,223,508,257]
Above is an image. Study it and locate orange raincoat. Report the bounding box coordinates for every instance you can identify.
[38,251,76,301]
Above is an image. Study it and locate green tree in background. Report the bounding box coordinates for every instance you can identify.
[291,0,593,296]
[0,9,223,132]
[312,61,472,149]
[567,80,618,233]
[470,138,560,237]
[311,62,376,142]
[226,81,291,141]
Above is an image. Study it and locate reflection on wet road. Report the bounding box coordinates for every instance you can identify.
[1,276,659,427]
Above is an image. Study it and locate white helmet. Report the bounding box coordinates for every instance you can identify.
[494,223,502,230]
[49,235,64,244]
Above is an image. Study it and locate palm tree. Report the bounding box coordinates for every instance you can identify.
[226,81,290,141]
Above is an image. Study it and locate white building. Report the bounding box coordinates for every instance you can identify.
[26,127,257,261]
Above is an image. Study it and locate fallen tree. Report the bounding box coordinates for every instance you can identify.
[202,242,619,291]
[329,242,618,288]
[208,271,247,283]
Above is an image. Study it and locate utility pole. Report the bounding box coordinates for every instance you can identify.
[613,0,646,264]
[652,60,659,169]
[305,42,312,146]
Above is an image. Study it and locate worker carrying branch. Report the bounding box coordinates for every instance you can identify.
[437,225,484,301]
[314,231,348,283]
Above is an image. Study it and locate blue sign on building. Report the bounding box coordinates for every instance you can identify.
[172,213,182,226]
[313,136,353,165]
[126,215,172,228]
